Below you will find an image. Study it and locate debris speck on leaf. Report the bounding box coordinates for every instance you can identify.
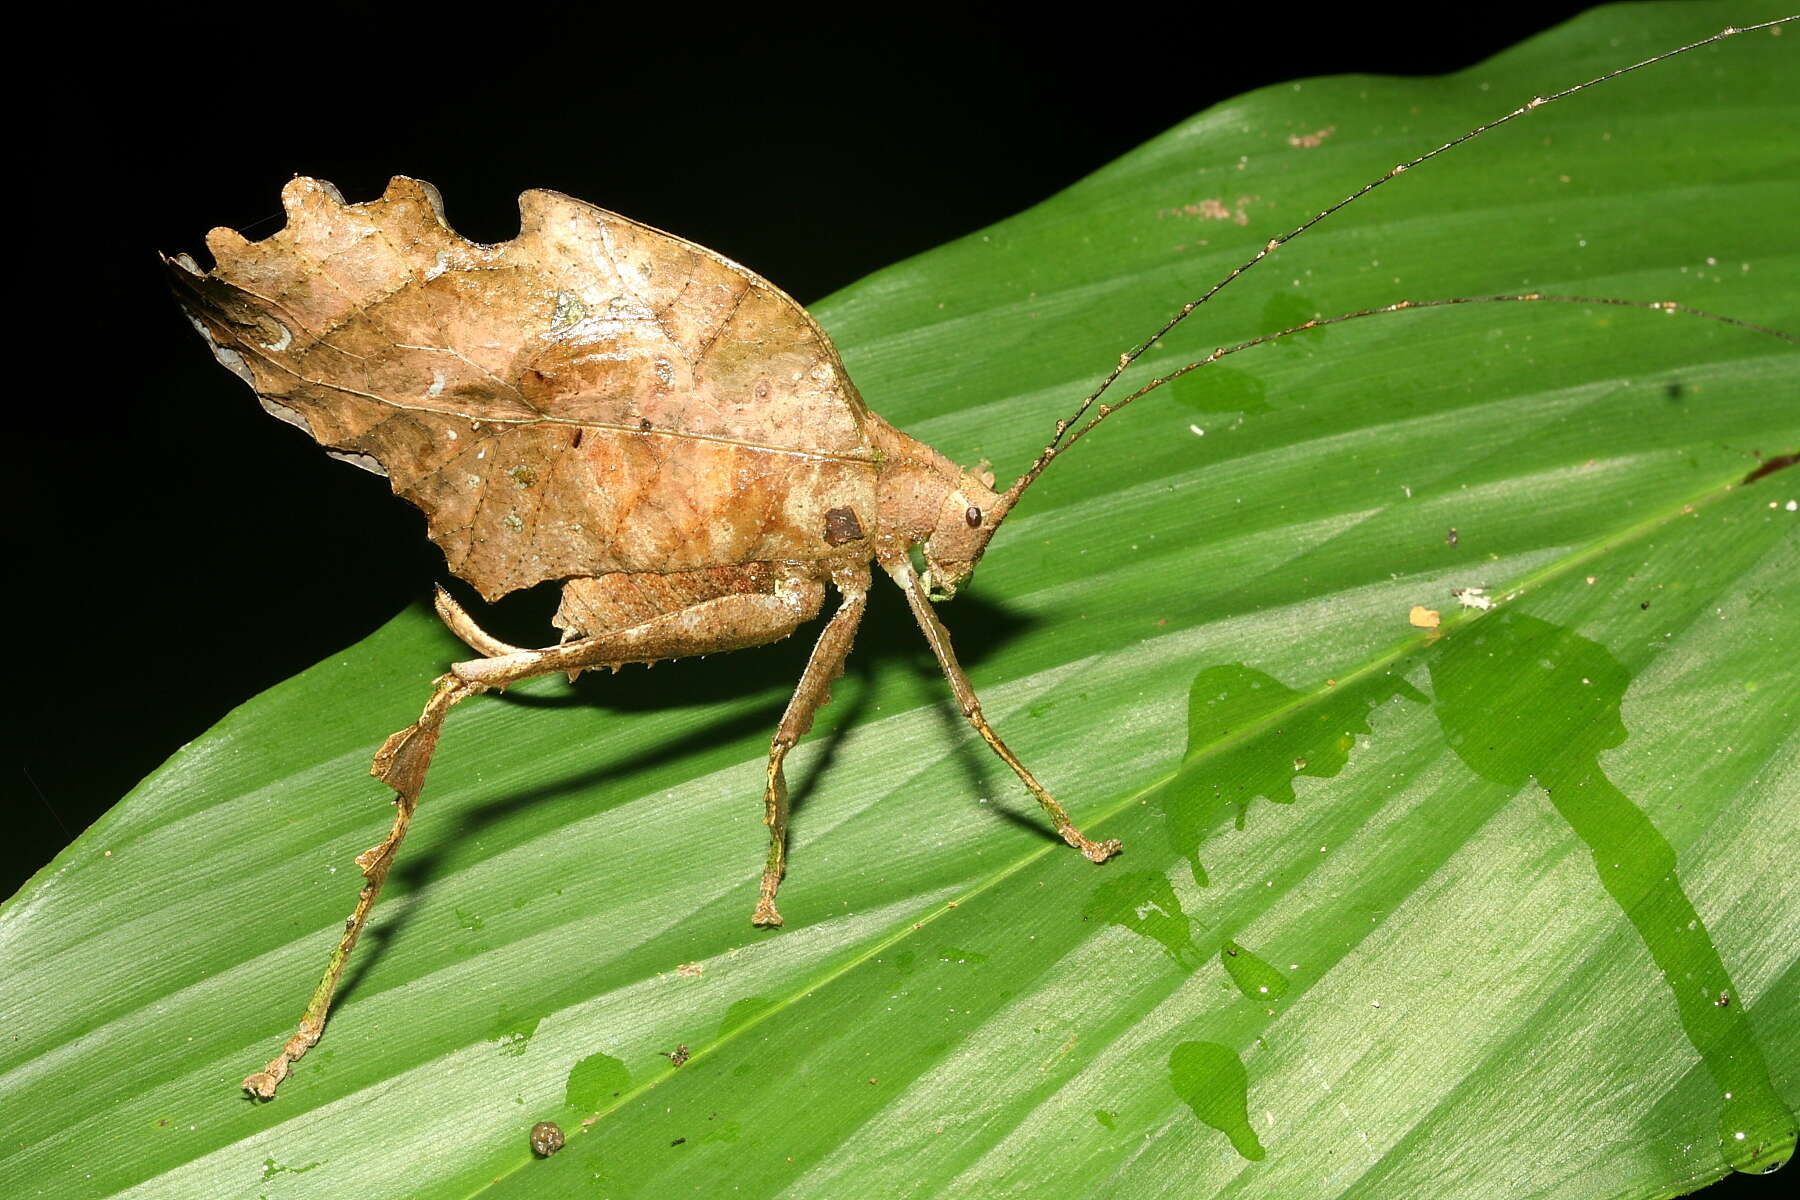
[1158,195,1255,225]
[1287,125,1337,148]
[1450,587,1494,611]
[530,1121,565,1157]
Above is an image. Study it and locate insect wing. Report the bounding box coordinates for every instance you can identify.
[167,176,876,599]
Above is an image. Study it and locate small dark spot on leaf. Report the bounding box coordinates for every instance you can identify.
[1742,452,1797,485]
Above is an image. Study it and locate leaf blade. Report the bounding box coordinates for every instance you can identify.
[5,5,1797,1198]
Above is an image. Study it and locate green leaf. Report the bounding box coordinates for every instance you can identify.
[5,4,1796,1197]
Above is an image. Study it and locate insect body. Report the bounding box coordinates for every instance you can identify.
[167,175,1118,1099]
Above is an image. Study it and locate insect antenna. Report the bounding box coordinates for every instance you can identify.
[1001,16,1795,505]
[1047,293,1798,463]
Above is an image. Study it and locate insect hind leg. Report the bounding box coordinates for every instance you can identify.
[245,576,832,1098]
[244,669,484,1099]
[433,585,529,658]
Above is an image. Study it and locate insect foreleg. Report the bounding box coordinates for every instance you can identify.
[886,559,1121,865]
[755,566,871,928]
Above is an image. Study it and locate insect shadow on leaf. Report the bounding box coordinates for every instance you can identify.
[162,19,1798,1101]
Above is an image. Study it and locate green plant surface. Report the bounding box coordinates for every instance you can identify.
[4,4,1796,1197]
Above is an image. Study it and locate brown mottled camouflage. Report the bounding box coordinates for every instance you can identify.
[167,177,1117,1100]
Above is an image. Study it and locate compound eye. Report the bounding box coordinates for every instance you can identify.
[964,505,982,528]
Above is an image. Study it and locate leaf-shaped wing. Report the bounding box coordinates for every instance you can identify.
[166,177,876,599]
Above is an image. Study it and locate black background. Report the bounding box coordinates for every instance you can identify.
[8,5,1783,1192]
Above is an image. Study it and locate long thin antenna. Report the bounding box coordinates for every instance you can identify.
[1005,16,1797,504]
[1023,293,1795,483]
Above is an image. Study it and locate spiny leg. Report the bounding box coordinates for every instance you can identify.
[449,584,823,689]
[431,585,627,683]
[435,585,595,683]
[245,583,828,1097]
[887,559,1121,864]
[245,593,538,1097]
[243,670,483,1099]
[243,604,546,1100]
[755,571,870,927]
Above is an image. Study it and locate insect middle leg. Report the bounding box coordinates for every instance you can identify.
[755,567,870,927]
[886,558,1121,864]
[243,578,826,1099]
[442,571,870,925]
